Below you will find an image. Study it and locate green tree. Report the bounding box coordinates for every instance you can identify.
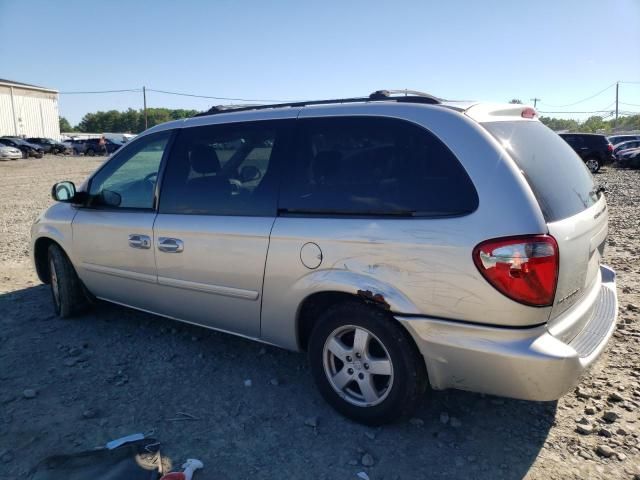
[580,116,607,133]
[59,117,74,132]
[77,108,201,133]
[509,99,523,104]
[539,116,580,132]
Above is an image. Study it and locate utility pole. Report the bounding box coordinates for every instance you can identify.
[143,86,148,130]
[615,81,619,128]
[530,97,541,108]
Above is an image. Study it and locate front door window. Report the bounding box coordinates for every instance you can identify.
[88,131,170,209]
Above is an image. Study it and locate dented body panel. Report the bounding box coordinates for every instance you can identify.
[32,99,618,403]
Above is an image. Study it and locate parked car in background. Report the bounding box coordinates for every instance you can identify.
[617,147,640,168]
[608,134,640,146]
[558,133,614,173]
[33,92,617,425]
[0,144,22,160]
[66,138,122,156]
[613,140,640,157]
[0,137,44,158]
[82,138,122,156]
[26,137,68,154]
[67,139,88,155]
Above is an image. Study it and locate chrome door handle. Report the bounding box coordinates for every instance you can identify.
[158,237,184,253]
[128,234,151,249]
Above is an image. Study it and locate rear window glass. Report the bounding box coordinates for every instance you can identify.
[279,116,478,217]
[484,121,598,222]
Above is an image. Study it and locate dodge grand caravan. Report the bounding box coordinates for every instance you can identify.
[32,90,618,425]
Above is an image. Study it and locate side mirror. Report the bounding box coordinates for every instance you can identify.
[51,181,76,202]
[240,165,261,182]
[100,189,122,207]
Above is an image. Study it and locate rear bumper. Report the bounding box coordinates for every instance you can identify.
[397,265,617,401]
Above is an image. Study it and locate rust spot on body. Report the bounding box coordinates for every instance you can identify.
[357,289,391,310]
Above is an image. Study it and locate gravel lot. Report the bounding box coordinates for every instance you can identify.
[1,156,639,479]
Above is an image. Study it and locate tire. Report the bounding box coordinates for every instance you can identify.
[308,300,427,425]
[47,244,88,318]
[21,150,28,159]
[585,158,600,173]
[85,148,95,157]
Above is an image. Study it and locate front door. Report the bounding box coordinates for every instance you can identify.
[72,130,172,310]
[152,119,291,338]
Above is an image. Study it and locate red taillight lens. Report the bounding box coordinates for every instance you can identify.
[607,143,613,153]
[473,235,559,306]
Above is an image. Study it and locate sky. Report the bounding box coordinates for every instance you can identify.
[1,0,639,125]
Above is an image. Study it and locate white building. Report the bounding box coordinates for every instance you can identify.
[0,79,61,140]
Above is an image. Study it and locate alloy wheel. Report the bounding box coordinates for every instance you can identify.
[322,325,394,407]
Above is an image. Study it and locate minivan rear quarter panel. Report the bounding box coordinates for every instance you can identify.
[260,104,551,350]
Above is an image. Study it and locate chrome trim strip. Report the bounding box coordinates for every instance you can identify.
[81,263,157,284]
[157,276,259,300]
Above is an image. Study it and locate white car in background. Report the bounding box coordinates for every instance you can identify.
[0,145,22,160]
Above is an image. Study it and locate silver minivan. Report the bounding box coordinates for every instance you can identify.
[32,91,618,425]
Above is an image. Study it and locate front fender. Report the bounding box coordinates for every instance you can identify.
[30,203,77,275]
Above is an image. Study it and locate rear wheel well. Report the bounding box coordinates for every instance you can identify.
[297,291,406,351]
[33,237,58,283]
[298,292,359,351]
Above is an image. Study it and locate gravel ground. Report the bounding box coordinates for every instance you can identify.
[0,156,639,479]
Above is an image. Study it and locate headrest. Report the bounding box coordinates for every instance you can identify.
[313,150,342,184]
[190,144,220,174]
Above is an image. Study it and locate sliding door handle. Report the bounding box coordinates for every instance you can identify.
[158,237,184,253]
[128,234,151,249]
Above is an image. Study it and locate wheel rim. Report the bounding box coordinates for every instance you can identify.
[50,258,60,307]
[586,159,599,172]
[323,325,394,407]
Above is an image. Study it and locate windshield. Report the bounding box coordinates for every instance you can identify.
[483,121,598,222]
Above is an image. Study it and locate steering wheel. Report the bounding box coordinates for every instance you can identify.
[228,178,242,194]
[144,172,158,185]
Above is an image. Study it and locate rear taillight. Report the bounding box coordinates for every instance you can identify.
[607,143,613,153]
[473,235,559,307]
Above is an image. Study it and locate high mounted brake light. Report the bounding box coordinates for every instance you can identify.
[473,235,559,307]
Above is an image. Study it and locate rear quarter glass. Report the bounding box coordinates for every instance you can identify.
[482,121,598,222]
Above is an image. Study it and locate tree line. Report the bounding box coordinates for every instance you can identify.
[60,106,640,135]
[508,98,640,133]
[59,108,200,134]
[538,114,640,133]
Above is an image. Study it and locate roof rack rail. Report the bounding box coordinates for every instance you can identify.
[195,90,442,117]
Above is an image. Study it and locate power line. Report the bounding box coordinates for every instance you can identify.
[146,88,290,103]
[538,110,615,114]
[538,83,616,108]
[59,88,141,94]
[539,101,616,114]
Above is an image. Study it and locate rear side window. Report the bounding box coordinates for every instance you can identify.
[159,120,288,216]
[584,135,608,146]
[279,116,478,217]
[484,121,598,222]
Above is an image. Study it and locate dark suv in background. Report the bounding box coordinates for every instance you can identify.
[26,137,67,154]
[558,133,614,173]
[82,138,122,156]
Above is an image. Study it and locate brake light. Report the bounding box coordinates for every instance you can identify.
[473,235,559,306]
[607,143,613,153]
